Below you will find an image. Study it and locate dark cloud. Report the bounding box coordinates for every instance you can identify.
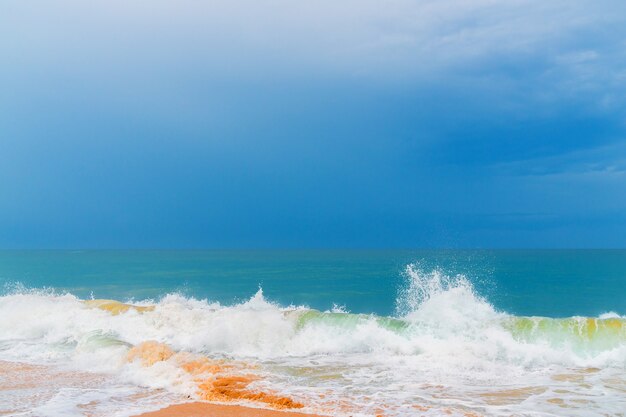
[0,0,625,248]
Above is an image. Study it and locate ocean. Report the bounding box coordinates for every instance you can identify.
[1,249,625,416]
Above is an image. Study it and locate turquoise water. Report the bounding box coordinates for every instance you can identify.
[1,249,624,317]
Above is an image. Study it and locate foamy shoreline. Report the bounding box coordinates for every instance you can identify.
[3,281,626,416]
[0,360,323,417]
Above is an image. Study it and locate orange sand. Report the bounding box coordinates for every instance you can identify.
[127,341,304,409]
[133,402,325,417]
[88,304,319,413]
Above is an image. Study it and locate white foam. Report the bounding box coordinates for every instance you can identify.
[1,270,626,417]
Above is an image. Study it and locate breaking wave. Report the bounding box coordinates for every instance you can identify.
[1,265,625,416]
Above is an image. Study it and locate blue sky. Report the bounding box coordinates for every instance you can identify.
[1,0,625,248]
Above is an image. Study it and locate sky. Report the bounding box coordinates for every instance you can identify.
[1,0,626,248]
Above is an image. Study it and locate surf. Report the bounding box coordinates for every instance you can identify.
[1,265,625,416]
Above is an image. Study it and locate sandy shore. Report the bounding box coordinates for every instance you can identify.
[0,360,106,412]
[133,402,326,417]
[0,360,325,417]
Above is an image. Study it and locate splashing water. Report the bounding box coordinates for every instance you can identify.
[396,265,474,316]
[1,266,625,417]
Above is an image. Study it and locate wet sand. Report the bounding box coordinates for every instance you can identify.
[0,360,325,417]
[133,402,326,417]
[0,360,107,415]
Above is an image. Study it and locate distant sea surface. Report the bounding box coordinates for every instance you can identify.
[1,249,625,316]
[1,249,625,417]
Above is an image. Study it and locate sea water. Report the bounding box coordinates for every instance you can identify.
[0,250,625,416]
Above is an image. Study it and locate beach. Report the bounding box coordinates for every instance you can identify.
[1,250,626,416]
[4,0,626,413]
[133,403,325,417]
[0,359,325,417]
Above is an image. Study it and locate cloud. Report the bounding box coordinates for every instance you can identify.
[1,0,625,247]
[2,1,624,72]
[2,0,623,125]
[496,141,626,178]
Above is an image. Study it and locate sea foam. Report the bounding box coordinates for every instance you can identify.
[1,266,625,416]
